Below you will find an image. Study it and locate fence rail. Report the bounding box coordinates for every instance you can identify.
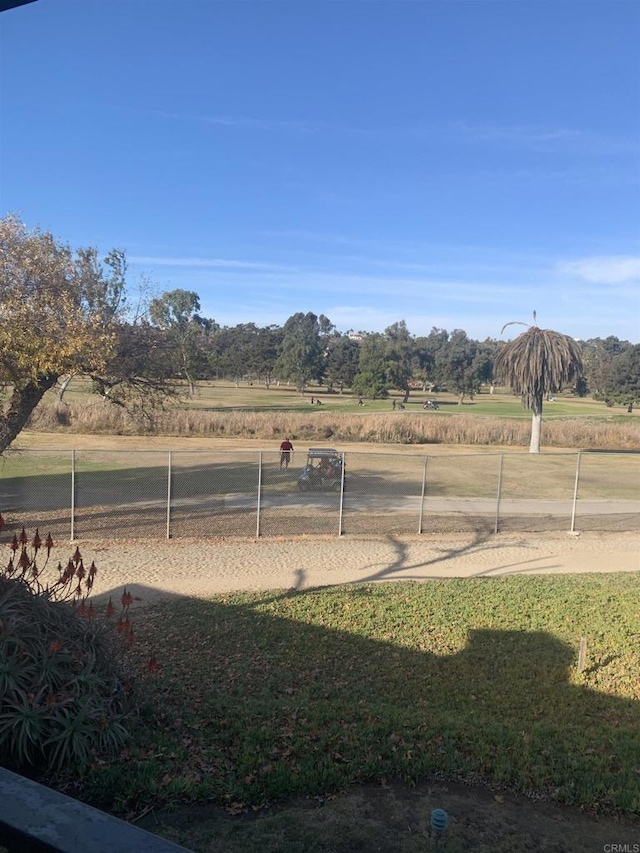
[0,449,638,540]
[0,767,191,852]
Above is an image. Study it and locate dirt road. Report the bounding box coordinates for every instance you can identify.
[84,530,640,603]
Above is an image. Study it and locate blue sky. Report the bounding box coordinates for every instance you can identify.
[2,0,639,341]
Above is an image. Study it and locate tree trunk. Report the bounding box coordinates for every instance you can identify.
[56,373,77,402]
[402,387,410,404]
[0,375,58,453]
[180,349,195,396]
[529,395,543,453]
[183,364,195,396]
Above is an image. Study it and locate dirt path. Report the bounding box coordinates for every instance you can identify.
[83,530,639,603]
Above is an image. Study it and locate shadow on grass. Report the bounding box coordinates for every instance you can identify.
[79,576,640,831]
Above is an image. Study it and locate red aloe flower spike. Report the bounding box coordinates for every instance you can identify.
[18,548,31,570]
[6,558,15,577]
[115,619,125,634]
[77,601,86,616]
[62,559,75,583]
[76,561,86,581]
[45,533,54,555]
[19,528,28,546]
[147,657,159,673]
[32,529,42,552]
[105,598,114,617]
[126,626,134,643]
[88,561,97,578]
[87,602,95,619]
[72,546,82,566]
[48,640,63,654]
[10,534,19,553]
[121,588,133,607]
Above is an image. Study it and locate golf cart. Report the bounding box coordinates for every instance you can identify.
[297,448,344,492]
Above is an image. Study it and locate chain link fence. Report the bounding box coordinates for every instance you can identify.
[1,448,638,540]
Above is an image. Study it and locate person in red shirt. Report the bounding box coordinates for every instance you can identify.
[279,437,294,469]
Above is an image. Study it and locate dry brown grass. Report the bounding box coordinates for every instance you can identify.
[26,400,640,451]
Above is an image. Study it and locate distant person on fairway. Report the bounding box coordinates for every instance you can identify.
[279,437,294,469]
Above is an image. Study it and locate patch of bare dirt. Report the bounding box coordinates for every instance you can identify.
[140,778,640,852]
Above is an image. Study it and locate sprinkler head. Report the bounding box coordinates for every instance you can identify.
[430,807,449,834]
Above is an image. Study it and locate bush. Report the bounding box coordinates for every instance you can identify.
[0,519,140,774]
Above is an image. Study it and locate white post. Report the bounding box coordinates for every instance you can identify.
[578,637,587,672]
[570,451,581,533]
[418,456,428,534]
[494,454,504,534]
[256,451,263,538]
[70,449,76,541]
[166,451,172,539]
[338,452,346,536]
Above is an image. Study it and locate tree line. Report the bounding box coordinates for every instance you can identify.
[145,291,637,408]
[1,217,637,453]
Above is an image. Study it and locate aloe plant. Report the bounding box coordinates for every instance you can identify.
[0,515,139,773]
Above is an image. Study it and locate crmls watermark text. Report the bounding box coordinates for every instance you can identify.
[603,845,640,852]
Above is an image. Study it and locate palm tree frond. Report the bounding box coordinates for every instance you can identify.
[500,320,530,335]
[495,327,583,400]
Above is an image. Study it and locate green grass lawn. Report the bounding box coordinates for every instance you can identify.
[77,574,640,821]
[46,376,630,419]
[177,381,631,419]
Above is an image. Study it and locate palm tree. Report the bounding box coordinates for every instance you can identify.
[495,319,583,453]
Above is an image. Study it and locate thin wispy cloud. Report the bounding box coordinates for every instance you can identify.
[130,107,636,157]
[141,108,323,134]
[129,249,640,301]
[449,121,637,156]
[310,252,550,280]
[325,306,511,339]
[147,265,543,303]
[128,256,298,273]
[127,250,604,299]
[257,230,551,265]
[130,245,639,341]
[288,273,540,302]
[556,255,640,286]
[453,121,579,145]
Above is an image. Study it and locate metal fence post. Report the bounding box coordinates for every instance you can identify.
[256,451,263,538]
[70,449,76,541]
[570,451,582,533]
[494,453,504,534]
[338,451,346,536]
[418,456,428,534]
[166,451,172,539]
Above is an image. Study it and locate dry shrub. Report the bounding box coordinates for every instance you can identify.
[27,402,72,430]
[26,400,640,450]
